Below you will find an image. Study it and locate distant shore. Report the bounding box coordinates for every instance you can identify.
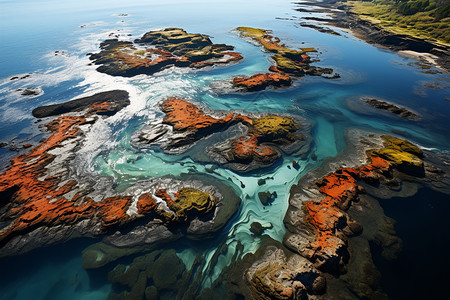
[295,0,450,73]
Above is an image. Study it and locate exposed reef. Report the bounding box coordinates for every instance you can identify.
[15,87,43,98]
[229,27,339,92]
[32,90,130,118]
[233,73,292,91]
[0,91,240,260]
[246,246,325,299]
[363,97,420,120]
[241,131,449,299]
[299,23,341,36]
[89,28,242,77]
[133,98,310,173]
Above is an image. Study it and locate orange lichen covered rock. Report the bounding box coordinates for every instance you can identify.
[295,136,426,273]
[233,73,292,91]
[89,28,243,77]
[161,98,251,132]
[234,27,337,86]
[0,110,139,245]
[283,136,425,274]
[137,193,158,214]
[155,189,174,205]
[231,133,279,163]
[97,196,133,227]
[135,98,306,172]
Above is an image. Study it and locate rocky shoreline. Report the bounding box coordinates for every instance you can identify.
[294,0,450,72]
[0,91,240,260]
[238,131,449,299]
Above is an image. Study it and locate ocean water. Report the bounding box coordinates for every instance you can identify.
[0,0,449,299]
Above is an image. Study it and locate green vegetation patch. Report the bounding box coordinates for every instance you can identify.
[346,0,450,44]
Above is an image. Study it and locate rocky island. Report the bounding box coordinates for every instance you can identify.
[89,28,243,77]
[230,27,339,91]
[363,97,420,120]
[0,91,240,260]
[133,98,310,172]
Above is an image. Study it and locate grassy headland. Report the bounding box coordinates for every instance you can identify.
[345,0,450,45]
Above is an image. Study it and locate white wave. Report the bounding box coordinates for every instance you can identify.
[418,145,439,151]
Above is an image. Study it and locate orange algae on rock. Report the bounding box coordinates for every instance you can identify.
[231,133,279,163]
[89,28,243,77]
[161,98,252,133]
[300,136,425,272]
[155,99,303,170]
[232,27,337,91]
[232,73,292,91]
[137,193,158,214]
[0,113,136,243]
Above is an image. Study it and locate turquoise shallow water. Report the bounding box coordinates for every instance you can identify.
[0,0,449,299]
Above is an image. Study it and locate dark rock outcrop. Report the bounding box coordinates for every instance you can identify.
[246,245,326,300]
[363,97,420,120]
[32,90,130,118]
[89,28,242,77]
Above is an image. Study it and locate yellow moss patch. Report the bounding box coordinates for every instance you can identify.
[133,50,146,56]
[370,148,423,168]
[170,188,214,221]
[236,27,268,38]
[253,116,300,143]
[381,135,423,157]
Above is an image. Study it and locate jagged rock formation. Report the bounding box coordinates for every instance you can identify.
[242,133,449,299]
[230,27,339,91]
[246,246,326,300]
[89,28,242,77]
[232,73,292,91]
[133,98,309,172]
[0,91,239,260]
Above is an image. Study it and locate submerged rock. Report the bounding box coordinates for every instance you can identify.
[363,97,420,120]
[89,28,242,77]
[16,87,43,97]
[258,191,277,206]
[246,246,326,299]
[250,222,273,236]
[108,249,186,299]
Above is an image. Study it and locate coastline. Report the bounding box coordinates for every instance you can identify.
[295,0,450,73]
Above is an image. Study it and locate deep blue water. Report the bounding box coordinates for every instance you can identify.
[0,0,449,299]
[372,187,450,299]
